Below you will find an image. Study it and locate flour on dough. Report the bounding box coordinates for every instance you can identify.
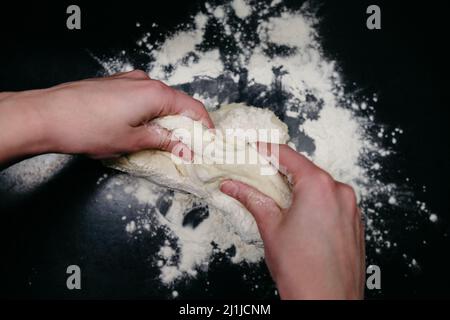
[105,103,292,243]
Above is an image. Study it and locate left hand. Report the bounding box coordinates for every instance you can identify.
[0,70,213,165]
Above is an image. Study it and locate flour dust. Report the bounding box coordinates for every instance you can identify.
[93,0,434,294]
[95,0,438,292]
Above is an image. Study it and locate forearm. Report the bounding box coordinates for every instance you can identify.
[0,91,51,167]
[0,71,214,166]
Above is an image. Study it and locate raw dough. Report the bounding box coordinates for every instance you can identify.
[105,103,292,242]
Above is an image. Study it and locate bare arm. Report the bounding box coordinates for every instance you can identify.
[0,70,213,167]
[220,143,365,299]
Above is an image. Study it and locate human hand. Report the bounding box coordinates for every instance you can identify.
[220,143,365,299]
[0,70,212,164]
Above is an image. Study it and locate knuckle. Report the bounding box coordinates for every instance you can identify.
[339,183,358,203]
[149,79,170,92]
[130,69,150,78]
[192,98,205,110]
[338,183,360,216]
[312,170,335,191]
[146,80,174,105]
[246,190,260,206]
[238,186,259,209]
[158,132,173,151]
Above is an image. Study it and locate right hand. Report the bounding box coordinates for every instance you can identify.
[220,143,365,299]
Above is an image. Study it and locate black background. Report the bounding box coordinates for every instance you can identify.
[0,0,449,299]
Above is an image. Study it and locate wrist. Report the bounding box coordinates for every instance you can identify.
[270,260,329,300]
[276,273,361,300]
[0,90,53,164]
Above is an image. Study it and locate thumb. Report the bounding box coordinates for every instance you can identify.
[220,180,282,235]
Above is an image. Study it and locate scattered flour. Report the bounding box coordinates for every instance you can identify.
[94,0,437,288]
[0,154,73,193]
[231,0,252,19]
[0,0,435,295]
[301,105,367,196]
[153,30,204,66]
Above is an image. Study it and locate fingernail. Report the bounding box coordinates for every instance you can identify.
[202,118,214,129]
[220,180,238,197]
[172,144,193,162]
[179,147,193,162]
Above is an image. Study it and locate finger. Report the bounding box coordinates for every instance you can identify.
[172,90,214,129]
[147,81,214,129]
[349,204,365,295]
[336,181,362,247]
[220,180,281,235]
[111,69,150,80]
[336,182,360,241]
[359,212,366,286]
[133,124,193,161]
[257,142,319,187]
[81,70,150,84]
[360,215,365,258]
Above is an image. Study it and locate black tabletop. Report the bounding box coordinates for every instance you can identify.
[0,0,448,299]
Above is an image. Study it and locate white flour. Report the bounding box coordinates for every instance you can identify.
[0,0,435,295]
[301,105,366,196]
[231,0,252,19]
[0,154,72,194]
[95,1,437,288]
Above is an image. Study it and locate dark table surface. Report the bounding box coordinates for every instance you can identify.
[0,0,448,299]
